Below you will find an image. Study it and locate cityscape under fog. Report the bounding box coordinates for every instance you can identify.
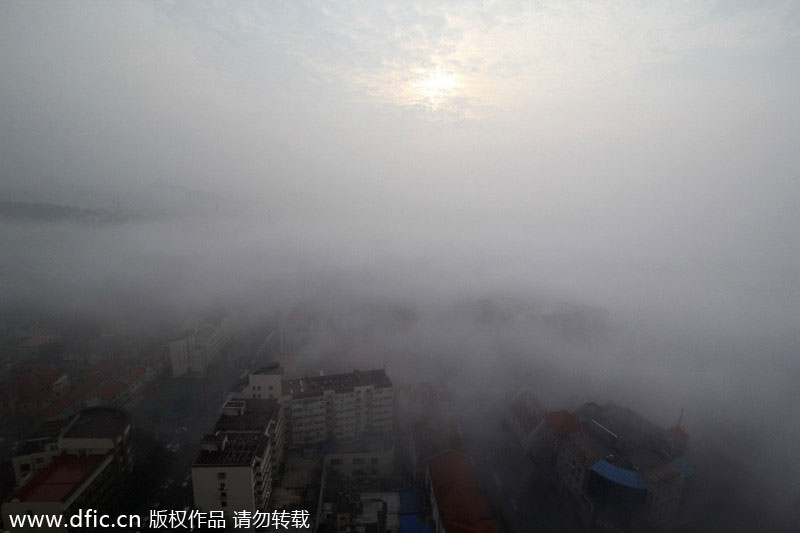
[1,2,798,532]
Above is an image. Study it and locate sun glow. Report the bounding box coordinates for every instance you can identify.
[411,70,461,110]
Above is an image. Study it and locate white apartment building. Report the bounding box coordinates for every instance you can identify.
[283,369,394,447]
[169,315,236,377]
[236,362,283,401]
[192,399,284,514]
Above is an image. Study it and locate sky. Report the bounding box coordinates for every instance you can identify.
[1,2,799,525]
[2,0,798,332]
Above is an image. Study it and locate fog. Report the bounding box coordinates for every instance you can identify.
[1,1,799,530]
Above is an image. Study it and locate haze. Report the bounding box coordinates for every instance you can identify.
[1,1,798,529]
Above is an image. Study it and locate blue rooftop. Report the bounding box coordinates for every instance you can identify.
[400,514,434,533]
[400,491,421,515]
[590,460,649,490]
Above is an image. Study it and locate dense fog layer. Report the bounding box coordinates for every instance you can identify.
[1,0,798,529]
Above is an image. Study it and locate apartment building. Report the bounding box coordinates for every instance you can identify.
[169,315,236,377]
[10,419,72,488]
[192,398,284,514]
[236,362,283,401]
[283,369,394,447]
[2,407,133,531]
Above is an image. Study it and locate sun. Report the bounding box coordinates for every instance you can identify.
[412,70,461,110]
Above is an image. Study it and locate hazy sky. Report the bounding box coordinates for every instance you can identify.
[1,1,798,329]
[1,4,799,525]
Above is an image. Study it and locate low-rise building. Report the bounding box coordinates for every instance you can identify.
[169,316,236,377]
[88,348,168,407]
[11,420,71,488]
[0,366,70,417]
[425,450,500,533]
[2,406,133,531]
[531,401,695,531]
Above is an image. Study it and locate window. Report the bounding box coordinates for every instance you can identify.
[353,458,365,465]
[371,458,379,465]
[330,459,343,466]
[217,472,226,480]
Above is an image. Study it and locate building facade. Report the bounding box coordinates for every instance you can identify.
[191,399,284,515]
[169,316,236,377]
[283,369,394,447]
[2,407,133,531]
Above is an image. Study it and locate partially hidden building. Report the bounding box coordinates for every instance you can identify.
[2,406,133,531]
[530,401,694,531]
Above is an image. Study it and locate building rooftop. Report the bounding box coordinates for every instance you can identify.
[0,365,65,405]
[7,452,111,503]
[41,361,124,420]
[62,406,130,440]
[574,402,694,489]
[542,410,582,435]
[96,379,127,401]
[252,362,282,375]
[193,399,278,467]
[215,399,280,432]
[193,432,268,467]
[426,450,500,533]
[282,369,392,398]
[16,419,71,455]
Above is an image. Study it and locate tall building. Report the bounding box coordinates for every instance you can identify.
[191,399,284,515]
[282,369,394,447]
[2,407,133,530]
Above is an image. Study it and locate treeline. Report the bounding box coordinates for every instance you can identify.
[0,201,129,225]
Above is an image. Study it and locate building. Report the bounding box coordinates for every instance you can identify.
[40,360,125,421]
[11,420,71,488]
[531,401,695,531]
[283,369,394,447]
[279,312,314,354]
[0,366,69,417]
[2,407,133,531]
[505,388,544,457]
[236,362,283,401]
[425,450,500,533]
[322,438,395,481]
[191,398,284,515]
[169,315,236,377]
[88,348,168,407]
